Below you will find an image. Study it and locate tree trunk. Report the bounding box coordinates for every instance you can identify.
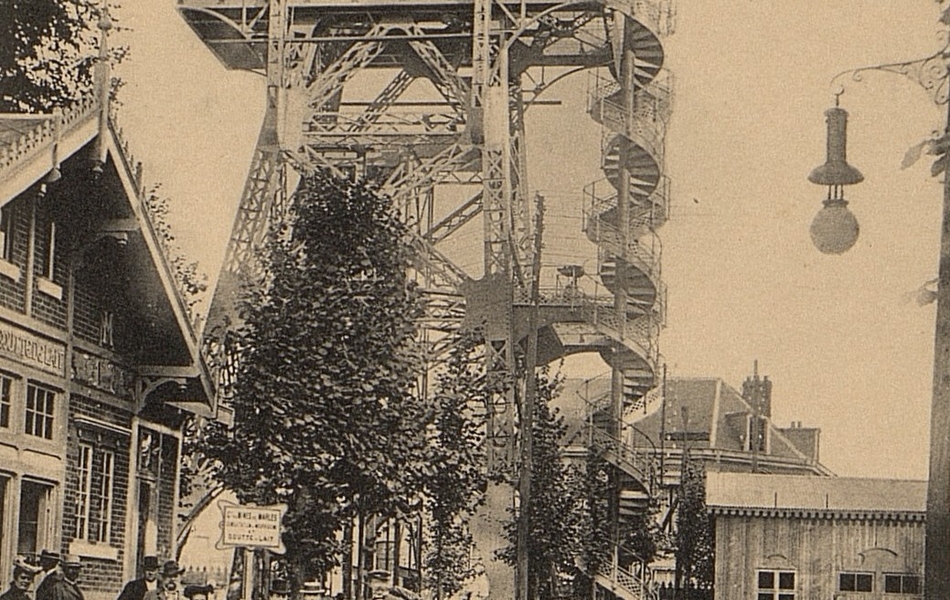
[393,519,402,588]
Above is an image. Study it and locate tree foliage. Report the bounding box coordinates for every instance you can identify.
[674,459,714,592]
[572,453,612,598]
[0,0,113,112]
[423,334,486,599]
[621,495,666,566]
[501,367,587,600]
[200,171,429,586]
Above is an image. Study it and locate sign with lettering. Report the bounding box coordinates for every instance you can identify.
[216,500,287,553]
[0,321,65,377]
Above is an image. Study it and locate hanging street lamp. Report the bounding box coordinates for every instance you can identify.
[807,95,864,254]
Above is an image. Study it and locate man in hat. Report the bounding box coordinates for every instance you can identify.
[116,557,160,600]
[48,556,83,600]
[143,561,185,600]
[1,557,43,600]
[34,551,62,600]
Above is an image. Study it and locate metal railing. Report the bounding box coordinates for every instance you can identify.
[610,0,677,38]
[583,175,671,233]
[590,426,654,484]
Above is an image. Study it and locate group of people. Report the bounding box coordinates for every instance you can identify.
[1,553,215,600]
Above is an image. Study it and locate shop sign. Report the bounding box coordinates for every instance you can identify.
[0,321,65,376]
[216,500,287,554]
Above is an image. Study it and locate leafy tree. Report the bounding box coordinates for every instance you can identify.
[572,454,613,599]
[621,496,665,566]
[674,459,714,596]
[501,367,586,600]
[200,171,430,592]
[0,0,115,112]
[423,334,486,599]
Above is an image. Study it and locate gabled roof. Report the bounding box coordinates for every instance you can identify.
[0,96,216,415]
[706,471,926,520]
[631,377,820,464]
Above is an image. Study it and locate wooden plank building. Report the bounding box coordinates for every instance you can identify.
[706,472,925,600]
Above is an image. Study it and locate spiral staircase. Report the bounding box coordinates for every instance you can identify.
[577,4,671,599]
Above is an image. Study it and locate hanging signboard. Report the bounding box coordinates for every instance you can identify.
[216,500,288,554]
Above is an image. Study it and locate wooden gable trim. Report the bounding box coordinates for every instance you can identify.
[102,118,216,410]
[709,506,925,522]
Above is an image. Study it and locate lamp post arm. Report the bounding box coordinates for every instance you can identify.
[830,50,950,106]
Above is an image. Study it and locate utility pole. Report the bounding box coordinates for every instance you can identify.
[516,194,544,600]
[659,364,667,487]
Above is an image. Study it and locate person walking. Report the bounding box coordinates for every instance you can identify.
[143,561,185,600]
[0,558,42,600]
[49,556,83,600]
[116,557,160,600]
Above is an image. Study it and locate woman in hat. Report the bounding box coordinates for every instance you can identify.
[1,557,42,600]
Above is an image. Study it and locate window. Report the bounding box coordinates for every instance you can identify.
[76,444,93,539]
[24,383,55,439]
[75,445,116,543]
[94,450,115,542]
[45,221,56,279]
[840,572,874,592]
[0,206,14,261]
[884,574,921,595]
[17,480,52,556]
[758,570,795,600]
[0,375,10,428]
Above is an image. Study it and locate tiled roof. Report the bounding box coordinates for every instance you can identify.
[706,471,926,515]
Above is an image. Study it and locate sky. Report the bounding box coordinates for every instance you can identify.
[113,1,950,481]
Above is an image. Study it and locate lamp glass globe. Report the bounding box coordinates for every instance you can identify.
[810,200,859,254]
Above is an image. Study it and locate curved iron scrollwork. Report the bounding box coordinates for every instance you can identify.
[831,49,950,106]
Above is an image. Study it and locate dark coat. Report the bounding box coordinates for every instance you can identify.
[116,580,151,600]
[0,585,32,600]
[48,578,82,600]
[34,570,62,600]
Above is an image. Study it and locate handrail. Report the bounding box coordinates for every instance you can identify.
[597,556,654,600]
[591,426,654,484]
[608,0,676,38]
[587,211,663,283]
[583,176,671,233]
[0,95,99,178]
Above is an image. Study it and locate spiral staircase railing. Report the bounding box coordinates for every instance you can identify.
[575,1,672,599]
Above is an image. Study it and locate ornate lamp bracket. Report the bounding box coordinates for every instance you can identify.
[831,49,950,106]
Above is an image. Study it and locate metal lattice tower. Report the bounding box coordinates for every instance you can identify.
[179,1,673,597]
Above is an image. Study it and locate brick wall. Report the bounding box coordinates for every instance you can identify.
[73,277,102,345]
